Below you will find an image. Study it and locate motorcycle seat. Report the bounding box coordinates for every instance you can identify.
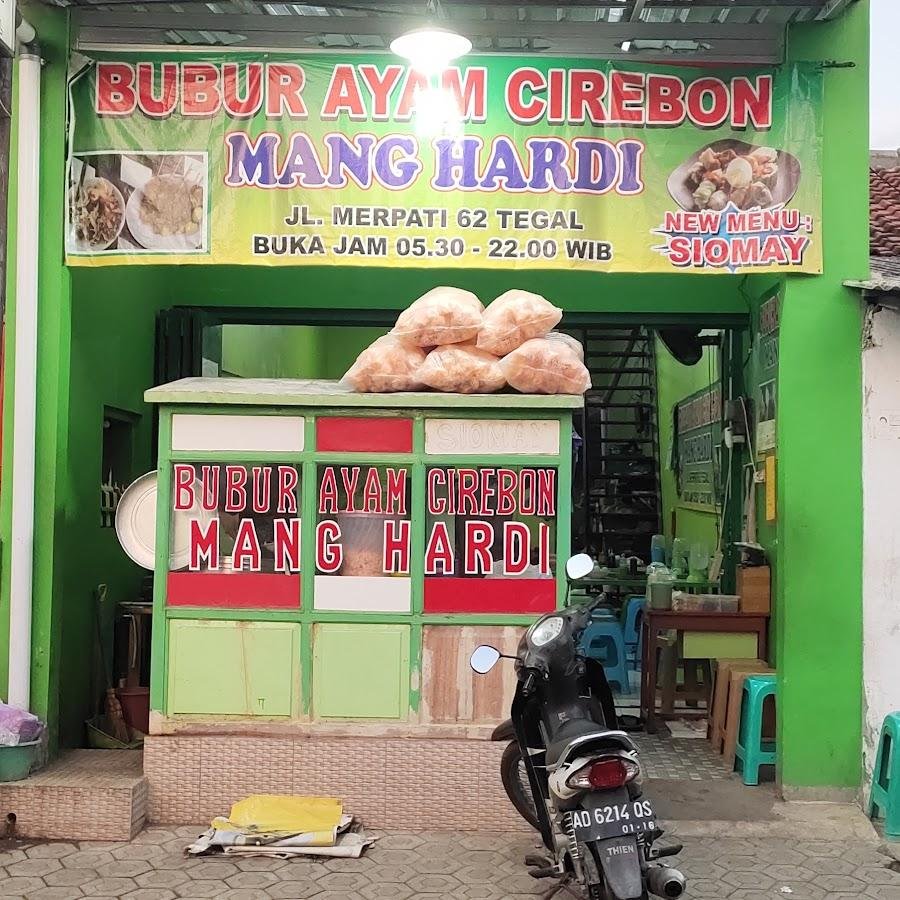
[545,721,637,768]
[545,718,607,767]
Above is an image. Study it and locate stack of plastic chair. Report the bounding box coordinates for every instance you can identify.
[869,712,900,840]
[733,673,777,786]
[580,618,630,692]
[622,596,646,670]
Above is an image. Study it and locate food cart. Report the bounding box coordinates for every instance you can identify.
[141,377,579,827]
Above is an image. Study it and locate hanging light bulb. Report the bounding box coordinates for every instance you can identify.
[390,27,472,76]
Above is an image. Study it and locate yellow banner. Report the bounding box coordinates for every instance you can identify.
[67,55,823,273]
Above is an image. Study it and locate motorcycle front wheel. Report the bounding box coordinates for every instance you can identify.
[500,741,540,830]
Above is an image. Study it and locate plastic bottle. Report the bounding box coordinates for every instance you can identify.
[671,538,688,578]
[650,534,666,565]
[689,542,710,583]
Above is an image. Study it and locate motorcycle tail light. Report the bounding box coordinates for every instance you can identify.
[567,756,640,790]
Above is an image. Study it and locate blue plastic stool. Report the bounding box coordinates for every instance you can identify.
[868,712,900,840]
[734,674,777,786]
[622,596,646,670]
[591,607,617,619]
[580,620,630,692]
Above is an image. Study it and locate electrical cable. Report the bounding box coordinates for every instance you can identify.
[708,336,725,548]
[716,442,733,556]
[740,395,760,479]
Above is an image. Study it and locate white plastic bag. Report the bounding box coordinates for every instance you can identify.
[0,703,43,746]
[419,343,506,394]
[499,338,592,395]
[341,335,426,392]
[391,286,484,347]
[476,290,563,356]
[545,331,585,361]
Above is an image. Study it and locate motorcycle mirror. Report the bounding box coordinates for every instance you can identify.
[565,553,594,581]
[470,645,502,674]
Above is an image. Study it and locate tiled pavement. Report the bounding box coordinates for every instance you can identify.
[631,733,732,781]
[2,827,900,899]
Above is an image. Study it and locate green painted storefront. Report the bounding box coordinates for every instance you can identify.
[0,0,869,798]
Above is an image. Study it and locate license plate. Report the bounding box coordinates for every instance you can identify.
[569,788,657,842]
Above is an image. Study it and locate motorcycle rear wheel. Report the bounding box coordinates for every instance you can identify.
[500,742,540,831]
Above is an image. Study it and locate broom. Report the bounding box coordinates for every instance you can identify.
[93,584,130,744]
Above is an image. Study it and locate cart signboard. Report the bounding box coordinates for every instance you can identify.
[67,55,823,273]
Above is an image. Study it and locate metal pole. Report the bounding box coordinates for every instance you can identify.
[0,55,11,320]
[7,48,41,710]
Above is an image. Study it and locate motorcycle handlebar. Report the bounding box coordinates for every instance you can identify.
[522,671,538,695]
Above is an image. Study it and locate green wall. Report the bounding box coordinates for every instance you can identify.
[655,340,720,552]
[776,3,868,793]
[216,324,386,380]
[220,325,322,378]
[142,265,754,318]
[57,267,172,745]
[741,281,781,667]
[0,3,72,739]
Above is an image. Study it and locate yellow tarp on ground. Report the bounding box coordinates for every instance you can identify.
[213,795,343,836]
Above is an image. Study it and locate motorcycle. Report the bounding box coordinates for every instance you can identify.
[470,553,686,900]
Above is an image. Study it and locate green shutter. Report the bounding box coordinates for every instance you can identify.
[313,623,410,719]
[167,619,299,716]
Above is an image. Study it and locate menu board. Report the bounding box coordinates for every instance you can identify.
[675,384,723,513]
[755,289,780,454]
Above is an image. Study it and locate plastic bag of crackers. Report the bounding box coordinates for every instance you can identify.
[391,286,484,347]
[418,342,506,394]
[342,335,426,392]
[500,337,592,395]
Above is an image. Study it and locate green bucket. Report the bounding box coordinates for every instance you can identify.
[0,740,39,782]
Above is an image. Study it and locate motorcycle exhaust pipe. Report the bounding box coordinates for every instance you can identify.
[647,864,686,899]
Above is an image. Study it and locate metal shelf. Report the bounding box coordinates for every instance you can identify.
[568,325,663,559]
[584,401,654,409]
[592,472,657,481]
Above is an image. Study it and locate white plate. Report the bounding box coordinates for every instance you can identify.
[69,177,126,252]
[125,174,204,252]
[115,471,217,571]
[666,139,802,212]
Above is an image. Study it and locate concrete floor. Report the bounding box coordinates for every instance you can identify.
[0,825,898,899]
[0,786,896,900]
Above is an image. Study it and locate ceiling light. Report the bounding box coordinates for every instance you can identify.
[390,27,472,75]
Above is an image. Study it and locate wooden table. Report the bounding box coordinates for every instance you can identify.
[639,609,769,733]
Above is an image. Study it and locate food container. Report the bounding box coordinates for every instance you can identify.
[689,542,710,579]
[0,741,40,782]
[649,581,674,610]
[85,716,143,750]
[116,686,150,734]
[646,564,675,610]
[336,512,399,577]
[671,592,740,613]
